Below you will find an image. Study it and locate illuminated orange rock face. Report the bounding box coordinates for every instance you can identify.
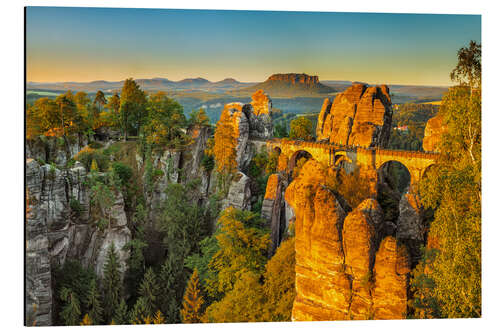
[372,236,411,319]
[316,83,393,148]
[422,114,446,152]
[285,160,410,321]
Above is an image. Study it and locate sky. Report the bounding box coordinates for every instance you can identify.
[26,7,481,86]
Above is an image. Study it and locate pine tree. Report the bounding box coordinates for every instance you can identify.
[102,243,123,323]
[180,269,204,323]
[129,297,148,324]
[60,287,81,326]
[80,313,92,325]
[153,310,166,324]
[86,279,103,325]
[112,298,129,325]
[138,267,160,318]
[158,256,184,323]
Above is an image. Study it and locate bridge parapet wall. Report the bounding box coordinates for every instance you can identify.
[267,138,440,185]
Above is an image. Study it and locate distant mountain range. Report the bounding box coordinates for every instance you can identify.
[27,73,449,105]
[27,77,255,94]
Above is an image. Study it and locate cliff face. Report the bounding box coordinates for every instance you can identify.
[422,114,446,152]
[316,83,393,147]
[25,124,214,325]
[284,160,410,321]
[25,158,131,325]
[267,73,319,85]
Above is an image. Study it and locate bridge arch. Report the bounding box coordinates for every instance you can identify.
[288,150,313,176]
[377,160,412,195]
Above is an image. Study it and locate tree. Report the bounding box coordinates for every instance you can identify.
[112,298,129,325]
[153,310,166,324]
[156,182,211,322]
[119,78,147,140]
[86,279,103,325]
[180,269,205,323]
[202,237,295,323]
[90,179,116,230]
[102,243,123,322]
[205,207,269,299]
[412,47,481,318]
[59,287,81,326]
[188,108,210,127]
[289,116,313,140]
[142,91,187,148]
[105,92,121,129]
[80,313,92,325]
[450,40,481,95]
[261,237,296,321]
[55,91,78,138]
[137,267,160,318]
[213,111,237,189]
[94,90,107,112]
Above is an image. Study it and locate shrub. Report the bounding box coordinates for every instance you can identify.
[69,197,83,217]
[111,162,133,186]
[74,146,110,171]
[89,141,104,149]
[201,154,215,173]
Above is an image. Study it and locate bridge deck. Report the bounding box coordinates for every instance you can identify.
[266,138,439,159]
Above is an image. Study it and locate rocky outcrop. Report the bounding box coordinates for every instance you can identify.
[25,157,131,325]
[285,160,410,321]
[422,114,446,152]
[316,83,393,148]
[26,136,88,167]
[267,73,320,85]
[248,90,273,139]
[372,236,410,319]
[26,159,53,326]
[222,171,252,211]
[216,92,273,170]
[261,173,287,255]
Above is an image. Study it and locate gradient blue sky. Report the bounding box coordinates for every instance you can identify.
[26,7,481,86]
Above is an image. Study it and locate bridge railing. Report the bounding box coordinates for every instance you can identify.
[267,138,440,158]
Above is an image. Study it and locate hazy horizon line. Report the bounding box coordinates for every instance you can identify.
[26,75,451,88]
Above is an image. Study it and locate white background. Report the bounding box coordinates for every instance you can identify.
[0,0,498,332]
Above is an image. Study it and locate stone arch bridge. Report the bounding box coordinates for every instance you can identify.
[265,138,439,186]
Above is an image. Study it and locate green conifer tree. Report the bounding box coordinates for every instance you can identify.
[112,298,128,325]
[60,287,81,326]
[86,279,103,325]
[102,243,123,322]
[138,267,160,318]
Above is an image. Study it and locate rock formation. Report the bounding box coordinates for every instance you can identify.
[26,136,88,167]
[284,160,410,321]
[25,157,132,325]
[261,173,287,255]
[236,73,335,97]
[316,83,393,147]
[223,171,252,211]
[422,114,446,152]
[267,73,320,85]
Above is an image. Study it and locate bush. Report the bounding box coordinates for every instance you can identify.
[201,154,215,173]
[69,197,83,217]
[74,146,110,171]
[89,141,104,149]
[112,162,133,185]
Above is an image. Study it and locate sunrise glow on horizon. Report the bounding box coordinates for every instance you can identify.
[26,7,481,86]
